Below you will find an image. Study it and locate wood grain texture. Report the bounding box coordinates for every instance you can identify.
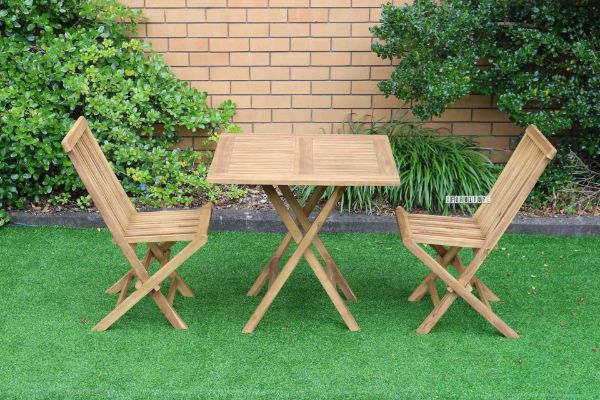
[395,124,556,338]
[62,117,212,330]
[208,133,400,186]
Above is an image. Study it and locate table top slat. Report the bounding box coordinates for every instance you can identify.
[208,133,400,186]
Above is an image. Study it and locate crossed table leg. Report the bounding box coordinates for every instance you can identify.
[243,185,359,333]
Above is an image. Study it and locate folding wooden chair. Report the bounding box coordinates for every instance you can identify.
[62,116,212,331]
[396,125,556,338]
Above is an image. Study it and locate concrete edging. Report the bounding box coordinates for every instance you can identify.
[7,209,600,236]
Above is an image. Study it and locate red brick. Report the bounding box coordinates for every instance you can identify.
[312,108,352,122]
[273,109,311,122]
[351,22,376,37]
[146,0,185,7]
[251,66,290,80]
[209,38,250,52]
[290,66,330,80]
[351,81,379,94]
[271,23,310,37]
[253,95,292,108]
[169,38,208,52]
[312,0,350,5]
[332,38,372,51]
[229,23,269,37]
[291,38,331,51]
[228,0,269,6]
[352,52,389,65]
[432,109,471,122]
[311,52,351,66]
[292,95,332,108]
[250,38,290,51]
[312,81,351,94]
[165,9,205,22]
[189,52,229,66]
[187,0,227,5]
[492,122,523,136]
[370,7,383,21]
[288,8,328,22]
[142,9,164,23]
[234,109,272,122]
[230,52,270,66]
[271,52,310,66]
[211,95,252,108]
[210,67,250,80]
[270,0,308,6]
[171,67,209,81]
[293,122,332,133]
[330,8,370,22]
[248,9,287,22]
[187,23,228,37]
[145,38,168,52]
[370,66,395,79]
[146,24,186,37]
[163,52,189,66]
[231,81,271,94]
[331,66,370,80]
[253,123,293,133]
[311,23,351,37]
[332,95,372,108]
[452,123,492,135]
[272,81,311,94]
[472,109,511,122]
[206,8,246,22]
[372,95,409,108]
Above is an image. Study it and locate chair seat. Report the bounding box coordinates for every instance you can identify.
[398,213,486,248]
[124,204,212,243]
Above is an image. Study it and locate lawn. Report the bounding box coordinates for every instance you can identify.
[0,227,599,399]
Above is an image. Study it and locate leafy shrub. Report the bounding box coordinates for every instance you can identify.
[371,0,600,142]
[298,114,497,213]
[0,0,240,212]
[528,150,599,213]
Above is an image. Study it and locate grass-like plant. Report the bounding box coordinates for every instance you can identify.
[298,113,498,214]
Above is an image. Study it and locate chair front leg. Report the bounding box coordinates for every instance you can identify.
[406,242,518,339]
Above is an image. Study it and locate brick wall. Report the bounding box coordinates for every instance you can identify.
[122,0,522,162]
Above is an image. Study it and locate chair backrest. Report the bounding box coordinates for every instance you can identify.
[474,125,556,249]
[62,117,136,237]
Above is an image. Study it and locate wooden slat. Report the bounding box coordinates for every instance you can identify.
[61,116,88,152]
[208,133,400,186]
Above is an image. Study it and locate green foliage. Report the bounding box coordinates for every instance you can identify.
[298,114,497,213]
[0,209,9,227]
[372,0,600,144]
[0,0,240,211]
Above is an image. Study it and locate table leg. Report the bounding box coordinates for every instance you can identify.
[278,185,357,301]
[242,185,359,333]
[247,186,326,296]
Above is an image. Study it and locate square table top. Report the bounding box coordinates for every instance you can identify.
[208,133,400,186]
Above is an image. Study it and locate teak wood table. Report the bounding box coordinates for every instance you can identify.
[208,133,400,333]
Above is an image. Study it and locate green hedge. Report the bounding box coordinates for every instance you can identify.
[372,0,599,154]
[0,0,240,210]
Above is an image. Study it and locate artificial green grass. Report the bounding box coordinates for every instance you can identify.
[0,227,599,399]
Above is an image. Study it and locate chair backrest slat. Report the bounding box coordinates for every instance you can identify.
[474,125,556,249]
[62,117,135,236]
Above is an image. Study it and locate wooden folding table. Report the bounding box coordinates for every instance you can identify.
[208,133,400,332]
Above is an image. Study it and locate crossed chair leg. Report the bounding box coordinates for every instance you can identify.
[93,234,208,331]
[404,241,519,338]
[408,245,500,308]
[106,242,194,306]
